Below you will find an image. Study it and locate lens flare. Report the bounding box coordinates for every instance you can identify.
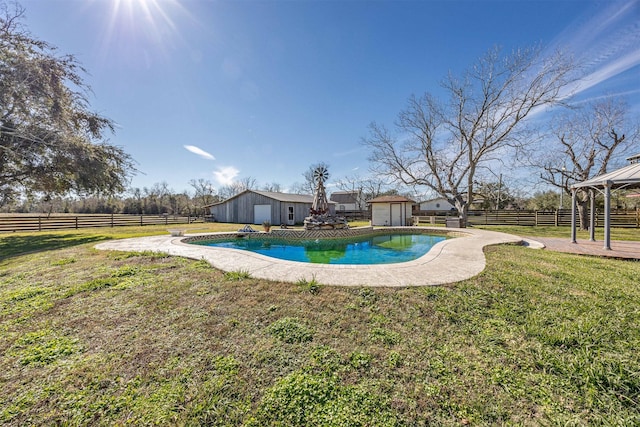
[96,0,193,67]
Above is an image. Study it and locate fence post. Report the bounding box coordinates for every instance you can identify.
[75,216,78,229]
[165,215,168,226]
[140,215,143,226]
[111,213,114,227]
[38,216,41,231]
[554,209,559,227]
[535,210,539,226]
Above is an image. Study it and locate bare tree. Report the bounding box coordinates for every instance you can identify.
[334,174,365,210]
[474,179,516,210]
[168,192,190,216]
[536,97,639,229]
[288,182,307,195]
[189,178,217,207]
[238,176,258,192]
[334,174,395,209]
[363,46,576,224]
[262,182,282,192]
[217,176,258,200]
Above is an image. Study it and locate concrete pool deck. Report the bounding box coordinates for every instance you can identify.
[95,227,525,287]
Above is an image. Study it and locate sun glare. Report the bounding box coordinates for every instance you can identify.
[96,0,191,66]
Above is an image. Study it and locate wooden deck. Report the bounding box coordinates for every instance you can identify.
[526,237,640,260]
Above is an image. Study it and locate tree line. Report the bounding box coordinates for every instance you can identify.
[2,2,638,227]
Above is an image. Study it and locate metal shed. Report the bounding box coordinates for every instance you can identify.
[207,190,335,226]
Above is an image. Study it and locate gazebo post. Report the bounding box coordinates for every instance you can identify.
[571,188,577,244]
[567,158,640,248]
[589,189,596,242]
[604,180,612,250]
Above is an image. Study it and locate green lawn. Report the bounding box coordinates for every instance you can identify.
[1,224,639,425]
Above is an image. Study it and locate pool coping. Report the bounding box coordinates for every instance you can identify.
[94,226,524,287]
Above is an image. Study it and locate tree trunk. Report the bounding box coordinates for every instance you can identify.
[453,199,469,226]
[577,200,589,230]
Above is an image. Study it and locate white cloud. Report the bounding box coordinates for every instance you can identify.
[184,145,215,160]
[333,146,365,157]
[548,0,640,100]
[213,166,239,186]
[578,50,640,94]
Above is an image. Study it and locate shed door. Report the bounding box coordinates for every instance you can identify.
[254,204,271,225]
[390,203,402,226]
[372,204,389,226]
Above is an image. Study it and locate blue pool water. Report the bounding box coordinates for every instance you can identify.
[194,233,447,264]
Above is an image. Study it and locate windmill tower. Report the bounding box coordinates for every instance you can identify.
[304,164,348,230]
[310,165,329,215]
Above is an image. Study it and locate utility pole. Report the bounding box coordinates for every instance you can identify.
[559,166,566,210]
[496,173,502,210]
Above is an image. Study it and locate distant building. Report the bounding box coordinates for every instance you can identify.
[624,153,640,201]
[418,197,456,212]
[206,190,335,226]
[368,195,414,226]
[330,190,364,211]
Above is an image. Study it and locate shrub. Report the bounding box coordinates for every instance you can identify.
[247,371,403,426]
[267,317,313,344]
[296,276,321,294]
[224,270,251,281]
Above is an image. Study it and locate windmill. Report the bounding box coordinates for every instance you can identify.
[304,164,348,230]
[310,165,329,215]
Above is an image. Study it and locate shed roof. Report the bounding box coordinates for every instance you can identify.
[330,191,359,204]
[251,190,316,203]
[205,190,317,207]
[368,195,414,203]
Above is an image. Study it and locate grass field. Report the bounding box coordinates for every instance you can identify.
[1,224,639,425]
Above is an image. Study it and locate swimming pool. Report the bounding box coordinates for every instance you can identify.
[193,233,447,264]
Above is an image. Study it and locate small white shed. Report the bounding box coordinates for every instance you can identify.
[369,195,414,226]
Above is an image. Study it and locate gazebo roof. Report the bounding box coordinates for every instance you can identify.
[572,162,640,190]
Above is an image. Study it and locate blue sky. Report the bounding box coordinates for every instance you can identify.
[18,0,640,195]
